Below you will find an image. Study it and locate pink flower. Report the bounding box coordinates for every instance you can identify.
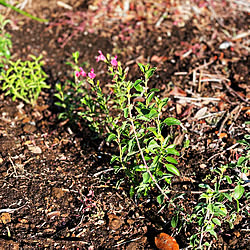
[75,71,80,77]
[88,68,96,79]
[79,67,86,77]
[96,50,106,62]
[111,55,118,67]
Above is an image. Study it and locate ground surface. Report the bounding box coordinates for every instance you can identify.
[0,0,249,249]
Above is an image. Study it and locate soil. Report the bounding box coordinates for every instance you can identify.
[0,0,249,249]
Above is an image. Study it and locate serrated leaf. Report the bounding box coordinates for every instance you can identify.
[214,204,227,217]
[208,228,217,239]
[158,100,168,111]
[166,164,180,176]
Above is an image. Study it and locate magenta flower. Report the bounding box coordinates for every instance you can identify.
[79,67,87,77]
[96,50,106,62]
[88,68,96,79]
[111,55,118,67]
[75,71,80,77]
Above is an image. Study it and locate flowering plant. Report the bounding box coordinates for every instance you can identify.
[55,50,185,200]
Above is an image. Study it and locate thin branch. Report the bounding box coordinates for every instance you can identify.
[166,182,250,194]
[0,0,48,23]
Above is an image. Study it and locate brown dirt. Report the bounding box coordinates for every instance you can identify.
[0,0,249,249]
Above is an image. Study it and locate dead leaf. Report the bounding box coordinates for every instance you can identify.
[52,187,65,199]
[194,107,207,119]
[35,105,49,112]
[173,133,185,145]
[155,233,179,250]
[233,231,241,237]
[28,145,42,154]
[0,213,11,224]
[176,103,183,115]
[200,164,207,169]
[180,105,194,118]
[47,211,61,218]
[43,228,56,234]
[108,214,124,230]
[169,86,187,97]
[151,55,167,63]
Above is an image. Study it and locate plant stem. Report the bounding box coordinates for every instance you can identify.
[127,90,169,201]
[0,0,48,23]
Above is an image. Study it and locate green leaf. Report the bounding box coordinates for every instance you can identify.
[225,175,232,184]
[237,156,246,166]
[208,228,217,239]
[149,108,159,118]
[134,83,144,92]
[147,92,155,104]
[149,88,160,93]
[214,204,227,217]
[122,145,128,154]
[121,121,128,130]
[147,139,160,151]
[157,194,164,204]
[137,63,145,73]
[199,183,211,189]
[136,114,151,122]
[158,98,169,110]
[110,155,118,164]
[234,185,245,200]
[124,107,129,118]
[212,218,221,226]
[222,192,232,202]
[171,215,178,228]
[166,164,180,176]
[145,67,156,79]
[107,133,117,142]
[163,117,181,126]
[165,156,178,164]
[130,186,135,198]
[148,127,157,136]
[134,79,142,86]
[184,139,190,148]
[166,147,180,156]
[208,203,214,213]
[143,172,150,183]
